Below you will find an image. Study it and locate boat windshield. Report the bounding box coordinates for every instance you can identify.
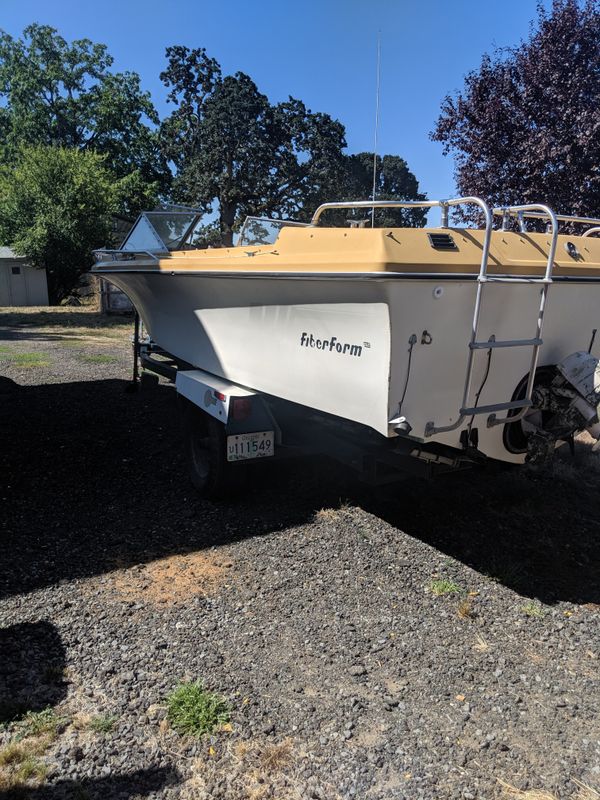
[121,212,201,253]
[238,217,308,247]
[120,212,307,253]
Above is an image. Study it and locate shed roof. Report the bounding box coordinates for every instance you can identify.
[0,246,26,260]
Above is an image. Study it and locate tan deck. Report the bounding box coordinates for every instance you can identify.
[95,227,600,278]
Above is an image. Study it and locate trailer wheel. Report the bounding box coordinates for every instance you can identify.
[183,403,245,499]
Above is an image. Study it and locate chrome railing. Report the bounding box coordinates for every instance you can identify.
[93,249,161,261]
[310,197,491,228]
[310,198,600,235]
[582,226,600,238]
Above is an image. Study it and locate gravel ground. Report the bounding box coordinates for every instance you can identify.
[1,308,599,800]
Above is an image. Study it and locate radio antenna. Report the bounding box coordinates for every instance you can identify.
[371,32,381,228]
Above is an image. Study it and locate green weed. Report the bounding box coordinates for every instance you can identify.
[16,708,66,739]
[166,681,230,737]
[429,578,462,596]
[89,714,118,734]
[522,601,545,618]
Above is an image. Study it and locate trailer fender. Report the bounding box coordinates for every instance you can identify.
[175,368,277,436]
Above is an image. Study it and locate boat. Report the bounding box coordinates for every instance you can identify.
[93,197,600,483]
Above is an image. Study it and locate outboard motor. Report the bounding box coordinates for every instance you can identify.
[524,352,600,463]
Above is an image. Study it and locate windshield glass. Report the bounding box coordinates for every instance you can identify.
[146,213,198,250]
[121,212,200,252]
[238,217,307,246]
[121,215,166,252]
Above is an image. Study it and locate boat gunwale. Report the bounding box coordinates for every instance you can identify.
[91,268,600,283]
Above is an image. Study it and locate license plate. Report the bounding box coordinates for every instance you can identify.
[227,431,274,462]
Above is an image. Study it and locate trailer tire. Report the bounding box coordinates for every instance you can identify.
[184,404,246,499]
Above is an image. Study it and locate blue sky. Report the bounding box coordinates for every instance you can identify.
[1,0,551,202]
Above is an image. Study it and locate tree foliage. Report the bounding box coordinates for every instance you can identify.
[431,0,600,221]
[0,146,120,302]
[326,152,427,228]
[160,46,348,246]
[0,23,166,213]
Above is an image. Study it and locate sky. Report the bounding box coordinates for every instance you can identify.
[0,0,551,203]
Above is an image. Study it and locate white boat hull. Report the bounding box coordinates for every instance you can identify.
[103,270,600,464]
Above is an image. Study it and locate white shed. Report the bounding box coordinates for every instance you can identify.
[0,247,49,306]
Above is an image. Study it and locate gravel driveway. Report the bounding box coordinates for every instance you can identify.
[1,309,599,800]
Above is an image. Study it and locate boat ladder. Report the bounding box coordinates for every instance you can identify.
[424,203,560,438]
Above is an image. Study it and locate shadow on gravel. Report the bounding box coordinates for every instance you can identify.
[1,374,599,607]
[0,377,316,601]
[359,450,600,606]
[0,765,179,800]
[0,310,132,330]
[0,330,102,343]
[0,621,67,722]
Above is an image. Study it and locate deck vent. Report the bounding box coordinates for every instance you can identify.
[428,232,457,250]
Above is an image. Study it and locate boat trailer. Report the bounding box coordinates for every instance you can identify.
[130,332,476,498]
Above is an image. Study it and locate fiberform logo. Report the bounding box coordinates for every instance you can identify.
[300,332,364,357]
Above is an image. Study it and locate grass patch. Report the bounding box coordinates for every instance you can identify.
[429,578,462,596]
[0,740,48,792]
[522,601,545,618]
[16,708,66,740]
[14,757,47,783]
[186,738,297,798]
[7,352,50,368]
[315,499,352,523]
[167,682,230,737]
[0,344,13,354]
[0,709,63,793]
[0,742,29,767]
[256,738,293,772]
[78,353,119,364]
[0,307,134,345]
[315,507,340,522]
[88,714,118,734]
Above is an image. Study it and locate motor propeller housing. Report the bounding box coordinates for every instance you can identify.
[522,352,600,463]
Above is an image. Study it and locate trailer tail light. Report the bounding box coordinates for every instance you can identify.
[232,397,252,421]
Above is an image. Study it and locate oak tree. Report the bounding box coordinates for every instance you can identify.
[0,24,166,213]
[326,152,427,228]
[160,46,347,246]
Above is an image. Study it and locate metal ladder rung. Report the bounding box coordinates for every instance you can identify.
[481,276,551,284]
[460,399,532,417]
[470,338,542,350]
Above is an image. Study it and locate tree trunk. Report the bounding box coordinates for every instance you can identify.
[219,201,236,247]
